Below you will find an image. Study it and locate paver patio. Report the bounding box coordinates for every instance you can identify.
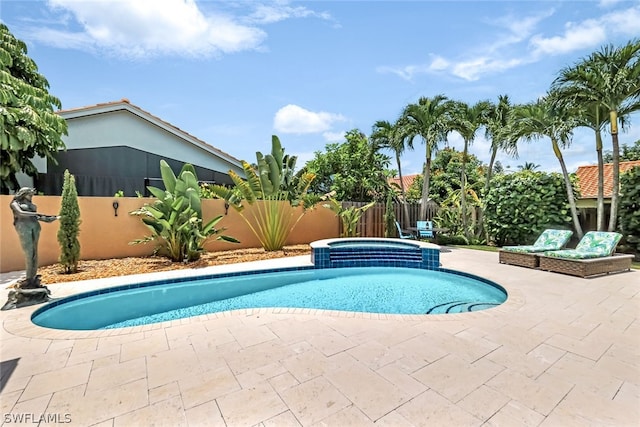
[0,248,638,426]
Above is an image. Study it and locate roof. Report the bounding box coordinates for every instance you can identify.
[389,173,420,191]
[575,160,640,199]
[57,99,242,168]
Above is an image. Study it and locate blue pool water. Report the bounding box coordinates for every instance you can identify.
[32,267,506,330]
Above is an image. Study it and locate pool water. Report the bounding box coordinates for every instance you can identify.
[32,267,506,330]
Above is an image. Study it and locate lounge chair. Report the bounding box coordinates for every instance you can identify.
[499,229,573,268]
[395,221,415,240]
[538,231,633,278]
[416,220,434,239]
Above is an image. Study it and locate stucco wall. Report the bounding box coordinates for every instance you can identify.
[0,196,338,273]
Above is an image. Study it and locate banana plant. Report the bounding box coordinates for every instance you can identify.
[131,160,238,261]
[323,196,376,237]
[208,135,316,251]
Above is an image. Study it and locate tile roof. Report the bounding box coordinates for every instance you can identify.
[389,173,420,191]
[575,160,640,199]
[57,99,242,166]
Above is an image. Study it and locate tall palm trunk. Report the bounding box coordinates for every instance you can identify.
[595,130,605,230]
[395,152,411,228]
[481,147,498,242]
[420,149,432,220]
[461,140,469,240]
[608,111,621,231]
[552,138,584,238]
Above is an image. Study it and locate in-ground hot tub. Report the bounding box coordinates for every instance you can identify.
[310,237,439,269]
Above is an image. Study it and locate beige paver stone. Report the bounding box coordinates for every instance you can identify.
[545,352,623,398]
[314,405,374,426]
[114,396,187,427]
[390,334,449,364]
[97,331,144,349]
[149,381,181,404]
[268,319,330,343]
[281,348,335,383]
[12,348,72,382]
[324,358,412,420]
[412,354,504,403]
[90,419,114,427]
[530,319,598,340]
[20,361,91,401]
[91,352,121,370]
[189,328,236,353]
[120,332,169,362]
[485,400,545,426]
[66,342,121,367]
[146,346,203,389]
[86,357,147,395]
[235,361,286,388]
[612,381,640,407]
[373,410,413,426]
[228,324,278,348]
[485,343,565,379]
[375,364,427,399]
[178,365,240,409]
[3,393,51,425]
[46,339,75,353]
[541,385,639,427]
[71,338,99,354]
[307,330,355,356]
[262,410,302,427]
[184,401,226,426]
[47,379,148,426]
[268,372,300,393]
[545,332,613,361]
[280,376,351,426]
[0,389,22,415]
[396,389,481,426]
[347,340,404,370]
[481,324,546,355]
[0,338,50,361]
[225,340,295,375]
[217,382,287,426]
[486,369,573,416]
[457,385,510,422]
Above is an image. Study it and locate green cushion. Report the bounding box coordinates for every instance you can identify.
[544,231,622,259]
[502,229,573,253]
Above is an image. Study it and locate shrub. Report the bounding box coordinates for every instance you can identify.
[618,166,640,259]
[57,169,81,273]
[130,160,237,262]
[484,171,572,246]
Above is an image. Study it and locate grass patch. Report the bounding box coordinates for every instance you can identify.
[632,261,640,270]
[450,245,500,252]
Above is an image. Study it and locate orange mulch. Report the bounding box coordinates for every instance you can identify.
[36,245,312,285]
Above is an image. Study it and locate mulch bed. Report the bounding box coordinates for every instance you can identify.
[36,245,311,285]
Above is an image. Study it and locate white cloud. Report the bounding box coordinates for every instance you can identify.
[32,0,265,58]
[247,3,332,25]
[602,6,640,35]
[452,57,524,81]
[530,19,607,56]
[273,104,346,134]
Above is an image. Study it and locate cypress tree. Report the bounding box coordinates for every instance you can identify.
[57,169,81,273]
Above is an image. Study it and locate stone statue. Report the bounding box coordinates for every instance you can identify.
[3,188,59,309]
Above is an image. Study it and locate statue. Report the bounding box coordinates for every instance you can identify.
[2,188,59,310]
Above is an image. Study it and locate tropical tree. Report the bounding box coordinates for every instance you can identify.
[400,95,451,219]
[517,162,541,171]
[0,24,68,193]
[304,129,392,202]
[510,95,584,238]
[371,117,412,226]
[604,140,640,162]
[210,136,316,251]
[447,100,491,239]
[552,39,640,231]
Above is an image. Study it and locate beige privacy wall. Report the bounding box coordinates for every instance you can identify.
[0,196,339,273]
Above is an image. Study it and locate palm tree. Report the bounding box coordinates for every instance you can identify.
[400,95,450,220]
[517,162,540,171]
[447,100,491,239]
[371,117,413,227]
[510,95,584,238]
[552,39,640,231]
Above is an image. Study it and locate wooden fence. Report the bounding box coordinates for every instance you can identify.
[341,201,439,238]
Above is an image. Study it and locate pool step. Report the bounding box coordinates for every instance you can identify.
[427,301,500,314]
[329,249,423,268]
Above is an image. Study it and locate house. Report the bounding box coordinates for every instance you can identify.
[33,99,245,196]
[575,160,640,230]
[388,174,420,193]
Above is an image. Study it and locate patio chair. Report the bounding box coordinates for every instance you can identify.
[395,221,415,240]
[499,229,573,268]
[538,231,633,278]
[416,220,434,239]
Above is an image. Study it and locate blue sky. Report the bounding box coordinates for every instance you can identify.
[2,0,640,176]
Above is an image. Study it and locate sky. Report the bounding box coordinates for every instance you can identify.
[2,0,640,177]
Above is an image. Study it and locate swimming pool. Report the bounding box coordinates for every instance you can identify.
[31,266,507,330]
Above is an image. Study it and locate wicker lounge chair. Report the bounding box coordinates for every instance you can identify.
[539,231,633,278]
[499,229,573,268]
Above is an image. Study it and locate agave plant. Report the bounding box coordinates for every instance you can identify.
[209,136,316,251]
[130,160,238,262]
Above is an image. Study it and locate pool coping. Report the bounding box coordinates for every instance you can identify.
[1,254,525,340]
